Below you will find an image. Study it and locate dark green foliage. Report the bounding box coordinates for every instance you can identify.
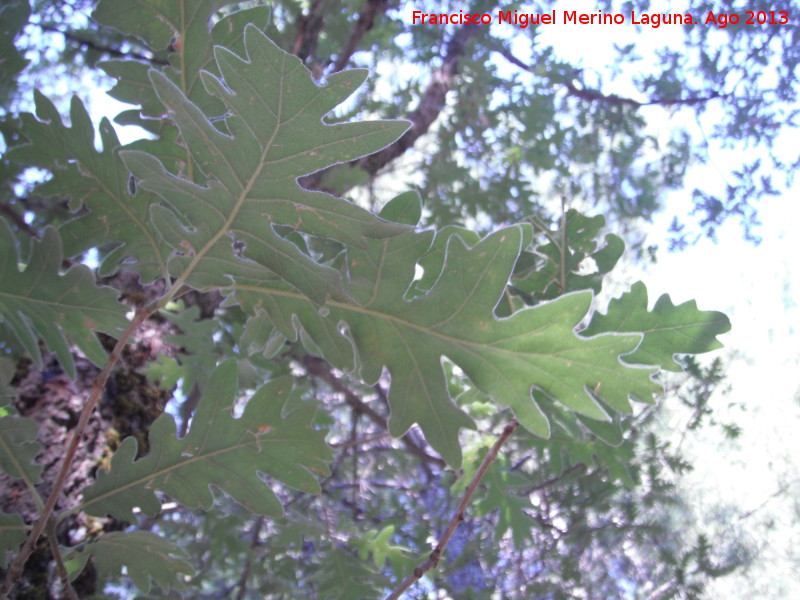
[0,1,773,597]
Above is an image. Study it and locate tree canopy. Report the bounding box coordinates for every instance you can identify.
[1,0,793,598]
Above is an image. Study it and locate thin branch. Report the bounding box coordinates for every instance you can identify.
[0,308,150,599]
[0,202,40,240]
[564,81,722,108]
[524,463,588,495]
[358,23,481,175]
[235,516,265,600]
[301,22,480,191]
[39,24,168,66]
[384,420,520,600]
[301,355,446,468]
[290,0,326,61]
[498,48,723,108]
[45,516,79,600]
[739,481,794,520]
[331,0,391,73]
[350,407,359,518]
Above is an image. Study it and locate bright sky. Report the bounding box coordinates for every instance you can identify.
[538,3,800,597]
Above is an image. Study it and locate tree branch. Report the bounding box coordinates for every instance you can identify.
[291,0,326,61]
[523,462,588,495]
[301,355,446,468]
[331,0,391,73]
[301,22,480,191]
[0,308,150,599]
[384,420,520,600]
[498,48,723,108]
[564,81,722,108]
[358,23,481,175]
[45,516,79,600]
[39,24,168,66]
[234,516,264,600]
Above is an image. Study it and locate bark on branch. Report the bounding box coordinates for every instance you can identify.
[357,22,481,175]
[301,22,481,191]
[40,24,167,65]
[291,0,327,61]
[332,0,392,73]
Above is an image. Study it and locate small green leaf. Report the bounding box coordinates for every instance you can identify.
[379,191,423,226]
[0,220,128,377]
[353,525,416,572]
[310,546,387,600]
[482,460,535,545]
[515,210,624,302]
[584,281,732,371]
[0,0,29,100]
[151,304,220,396]
[0,357,15,408]
[82,360,332,521]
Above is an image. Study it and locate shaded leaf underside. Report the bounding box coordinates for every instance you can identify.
[81,360,332,520]
[585,281,732,371]
[235,227,661,466]
[0,220,128,377]
[123,25,411,302]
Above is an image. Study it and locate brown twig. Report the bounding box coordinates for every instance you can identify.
[358,23,481,175]
[39,24,168,66]
[523,463,588,495]
[564,81,722,108]
[235,516,265,600]
[0,308,150,599]
[45,516,79,600]
[384,420,520,600]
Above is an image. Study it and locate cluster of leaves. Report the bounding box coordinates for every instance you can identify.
[0,1,753,598]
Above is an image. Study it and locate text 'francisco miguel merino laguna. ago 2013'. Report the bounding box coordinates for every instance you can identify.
[410,9,791,29]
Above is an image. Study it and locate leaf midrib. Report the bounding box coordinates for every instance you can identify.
[165,52,288,300]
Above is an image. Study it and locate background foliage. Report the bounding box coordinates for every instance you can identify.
[1,0,795,598]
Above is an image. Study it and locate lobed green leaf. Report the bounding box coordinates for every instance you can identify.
[65,530,192,594]
[81,360,332,521]
[236,226,660,466]
[584,281,732,371]
[8,93,170,282]
[123,25,410,303]
[0,415,42,485]
[0,512,27,568]
[0,220,128,377]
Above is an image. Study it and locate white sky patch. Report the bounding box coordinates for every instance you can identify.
[540,3,799,596]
